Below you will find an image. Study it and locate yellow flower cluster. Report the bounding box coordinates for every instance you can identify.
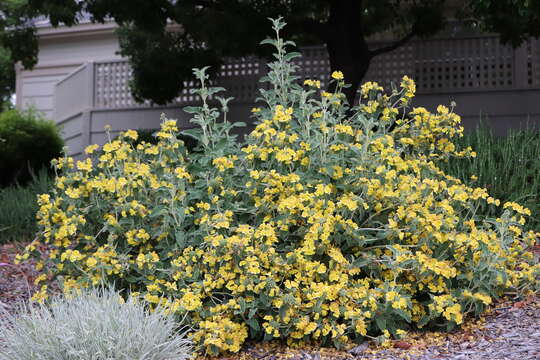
[304,79,321,88]
[19,24,540,356]
[331,71,344,80]
[193,317,248,353]
[360,81,384,98]
[212,155,237,172]
[273,105,293,123]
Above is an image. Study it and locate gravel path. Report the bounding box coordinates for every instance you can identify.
[346,297,540,360]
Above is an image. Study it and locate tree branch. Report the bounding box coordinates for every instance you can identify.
[369,31,415,58]
[286,18,328,42]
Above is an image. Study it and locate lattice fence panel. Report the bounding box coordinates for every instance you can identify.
[364,43,415,90]
[215,56,265,103]
[414,37,514,92]
[93,36,537,110]
[94,61,152,109]
[528,38,540,86]
[95,58,267,109]
[294,46,332,87]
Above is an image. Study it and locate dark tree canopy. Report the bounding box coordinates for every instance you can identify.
[0,0,38,108]
[0,47,15,109]
[5,0,540,106]
[464,0,540,47]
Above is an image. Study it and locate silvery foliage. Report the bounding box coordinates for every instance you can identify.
[0,288,192,360]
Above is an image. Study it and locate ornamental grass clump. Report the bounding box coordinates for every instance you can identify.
[0,288,192,360]
[18,19,539,355]
[438,124,540,232]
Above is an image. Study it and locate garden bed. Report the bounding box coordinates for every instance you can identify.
[2,243,538,360]
[208,297,540,360]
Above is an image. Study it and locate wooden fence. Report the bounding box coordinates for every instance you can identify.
[54,34,540,157]
[90,35,540,110]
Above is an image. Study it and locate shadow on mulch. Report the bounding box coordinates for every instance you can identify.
[0,243,42,315]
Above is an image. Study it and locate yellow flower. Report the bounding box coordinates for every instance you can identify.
[76,159,92,172]
[180,291,203,311]
[473,292,492,305]
[156,131,172,139]
[65,187,81,199]
[304,79,321,88]
[84,144,99,154]
[103,141,120,153]
[360,81,384,97]
[355,319,367,335]
[34,274,47,285]
[174,167,191,180]
[400,75,416,98]
[335,124,354,136]
[145,293,161,304]
[321,91,333,98]
[273,105,293,123]
[86,257,98,268]
[123,129,139,140]
[212,156,236,172]
[31,285,48,303]
[331,71,344,80]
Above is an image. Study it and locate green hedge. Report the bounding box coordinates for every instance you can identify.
[0,109,63,187]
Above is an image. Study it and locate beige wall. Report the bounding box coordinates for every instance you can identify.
[16,22,121,121]
[37,33,121,65]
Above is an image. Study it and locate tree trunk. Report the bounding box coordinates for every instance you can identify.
[326,0,372,106]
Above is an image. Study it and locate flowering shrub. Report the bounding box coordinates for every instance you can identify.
[19,19,539,355]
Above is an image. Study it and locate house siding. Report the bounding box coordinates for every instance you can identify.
[17,24,121,123]
[20,75,65,118]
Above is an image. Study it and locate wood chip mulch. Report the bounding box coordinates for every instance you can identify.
[212,297,539,360]
[1,243,539,360]
[0,243,38,315]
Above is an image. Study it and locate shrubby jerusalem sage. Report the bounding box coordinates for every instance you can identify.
[17,18,539,355]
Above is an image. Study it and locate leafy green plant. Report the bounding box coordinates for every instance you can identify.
[19,19,539,355]
[0,108,63,187]
[0,168,53,244]
[439,124,540,231]
[0,287,192,360]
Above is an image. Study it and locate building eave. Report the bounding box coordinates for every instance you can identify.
[37,21,118,40]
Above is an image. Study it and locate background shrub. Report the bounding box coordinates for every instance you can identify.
[439,125,540,231]
[0,109,63,187]
[0,168,53,244]
[0,288,192,360]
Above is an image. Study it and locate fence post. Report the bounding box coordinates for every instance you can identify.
[80,63,94,156]
[15,63,23,109]
[81,110,92,154]
[513,43,529,88]
[86,62,95,109]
